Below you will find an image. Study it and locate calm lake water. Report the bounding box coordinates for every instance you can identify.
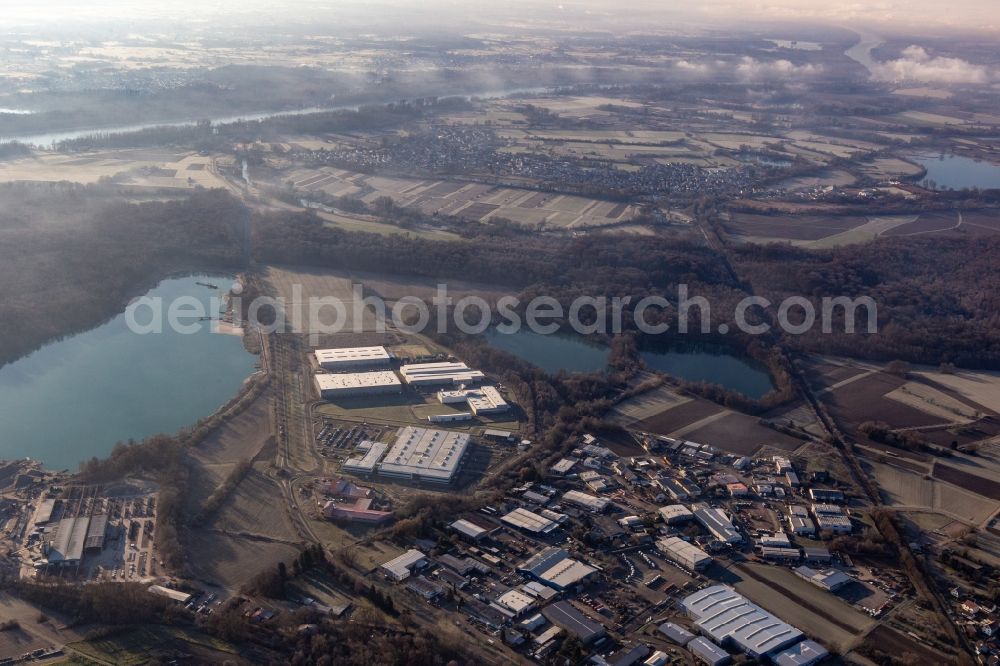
[911,153,1000,191]
[485,329,610,375]
[639,341,774,399]
[0,275,256,469]
[485,329,774,398]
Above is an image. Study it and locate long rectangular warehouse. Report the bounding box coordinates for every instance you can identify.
[48,516,90,566]
[314,346,391,370]
[399,362,485,387]
[682,585,804,658]
[377,426,470,484]
[315,371,402,399]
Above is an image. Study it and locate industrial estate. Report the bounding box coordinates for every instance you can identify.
[1,2,1000,665]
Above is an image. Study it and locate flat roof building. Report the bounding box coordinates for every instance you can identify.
[502,507,558,534]
[315,371,401,399]
[657,536,712,571]
[377,426,470,484]
[342,441,388,475]
[314,346,391,370]
[381,549,427,581]
[772,640,829,666]
[682,585,804,658]
[659,504,695,525]
[399,362,484,387]
[494,589,535,617]
[562,490,611,513]
[795,566,852,592]
[438,386,509,415]
[84,514,108,551]
[148,585,192,604]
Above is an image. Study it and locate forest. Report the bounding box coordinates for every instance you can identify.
[0,184,245,368]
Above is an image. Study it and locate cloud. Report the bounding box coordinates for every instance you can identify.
[871,46,990,84]
[734,57,821,80]
[674,59,713,75]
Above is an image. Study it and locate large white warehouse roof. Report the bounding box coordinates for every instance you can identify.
[377,426,470,483]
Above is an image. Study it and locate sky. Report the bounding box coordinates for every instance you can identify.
[3,0,999,33]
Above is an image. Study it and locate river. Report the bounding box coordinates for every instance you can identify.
[0,86,554,148]
[0,275,256,469]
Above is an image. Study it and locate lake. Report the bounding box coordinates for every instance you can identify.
[484,329,775,398]
[0,275,256,469]
[639,341,775,399]
[485,329,610,375]
[910,153,1000,191]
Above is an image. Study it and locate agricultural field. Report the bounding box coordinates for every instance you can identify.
[0,149,227,188]
[618,387,805,455]
[810,357,1000,455]
[860,457,1000,524]
[722,563,876,654]
[279,166,641,228]
[67,625,245,665]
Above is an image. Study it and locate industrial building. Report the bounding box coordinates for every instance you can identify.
[427,412,472,423]
[34,499,55,525]
[688,637,731,666]
[47,516,90,566]
[658,622,695,646]
[502,507,558,534]
[399,362,485,387]
[342,441,388,475]
[693,506,741,544]
[322,498,392,524]
[657,536,712,571]
[794,566,853,592]
[682,585,805,658]
[84,514,108,551]
[381,549,427,581]
[437,386,509,415]
[772,640,829,666]
[314,346,391,370]
[148,585,192,604]
[542,601,606,645]
[562,490,611,512]
[519,547,598,590]
[450,518,490,541]
[377,426,470,484]
[315,371,401,399]
[811,504,852,534]
[493,589,536,617]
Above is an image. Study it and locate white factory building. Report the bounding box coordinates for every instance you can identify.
[315,371,402,399]
[657,536,712,571]
[377,426,470,484]
[399,362,485,387]
[437,385,509,415]
[381,549,428,581]
[342,441,389,475]
[314,346,391,370]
